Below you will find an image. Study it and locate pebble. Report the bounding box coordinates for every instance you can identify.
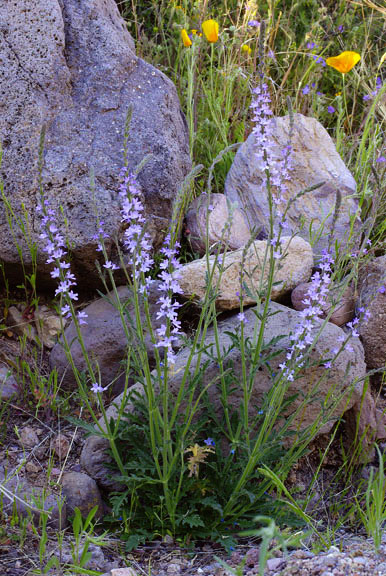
[52,433,70,460]
[19,426,39,449]
[266,557,285,571]
[25,461,40,475]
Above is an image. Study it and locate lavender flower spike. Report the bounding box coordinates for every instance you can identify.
[155,233,183,365]
[118,168,154,292]
[37,198,87,325]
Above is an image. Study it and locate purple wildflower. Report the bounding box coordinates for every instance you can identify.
[93,221,109,252]
[237,312,248,324]
[248,20,260,27]
[38,198,86,324]
[119,168,154,292]
[280,251,333,381]
[90,382,108,394]
[155,234,183,365]
[250,83,293,256]
[302,85,310,95]
[103,260,119,271]
[204,438,215,446]
[327,105,336,114]
[306,42,316,49]
[378,285,386,294]
[376,156,386,163]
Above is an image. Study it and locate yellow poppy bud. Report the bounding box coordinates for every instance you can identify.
[181,29,192,47]
[202,19,219,43]
[326,51,361,74]
[191,29,197,35]
[241,44,252,54]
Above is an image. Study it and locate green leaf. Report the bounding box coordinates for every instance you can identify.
[181,513,205,528]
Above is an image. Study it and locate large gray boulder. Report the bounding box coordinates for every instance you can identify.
[49,284,164,391]
[0,0,190,285]
[358,255,386,375]
[225,114,359,256]
[81,302,373,490]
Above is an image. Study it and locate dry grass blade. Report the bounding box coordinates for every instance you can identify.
[349,0,386,16]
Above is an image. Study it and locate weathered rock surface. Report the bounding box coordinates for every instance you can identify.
[185,193,251,256]
[61,471,103,519]
[81,302,371,490]
[0,467,67,529]
[0,0,190,286]
[291,282,355,326]
[7,306,37,342]
[19,426,40,449]
[358,255,386,374]
[49,284,163,391]
[178,235,313,310]
[34,305,62,348]
[0,365,19,400]
[225,113,359,256]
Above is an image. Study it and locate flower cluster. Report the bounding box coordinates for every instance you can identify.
[155,234,183,365]
[363,76,383,102]
[37,198,87,325]
[250,82,293,258]
[118,168,153,293]
[279,251,334,381]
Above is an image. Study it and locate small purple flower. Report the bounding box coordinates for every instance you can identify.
[306,42,316,49]
[204,438,215,447]
[376,156,386,163]
[378,285,386,294]
[327,105,336,114]
[302,85,310,95]
[103,260,119,271]
[90,382,108,394]
[248,20,260,27]
[363,94,372,102]
[237,312,248,324]
[77,310,88,325]
[337,25,344,32]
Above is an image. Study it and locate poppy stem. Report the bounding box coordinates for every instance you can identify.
[342,73,352,136]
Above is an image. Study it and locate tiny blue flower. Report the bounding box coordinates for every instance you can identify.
[204,437,215,446]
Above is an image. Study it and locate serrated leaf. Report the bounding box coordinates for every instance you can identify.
[181,513,205,528]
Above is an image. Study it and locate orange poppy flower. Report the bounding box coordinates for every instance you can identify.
[181,29,192,47]
[326,51,361,74]
[202,19,219,43]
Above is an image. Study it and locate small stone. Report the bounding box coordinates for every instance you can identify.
[61,471,103,519]
[266,558,285,571]
[34,305,62,348]
[352,556,366,565]
[7,306,37,341]
[52,434,70,460]
[185,193,251,256]
[163,534,174,545]
[34,444,47,460]
[245,547,260,567]
[327,546,340,555]
[167,564,181,575]
[0,365,19,400]
[19,426,39,449]
[25,461,40,475]
[111,570,138,576]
